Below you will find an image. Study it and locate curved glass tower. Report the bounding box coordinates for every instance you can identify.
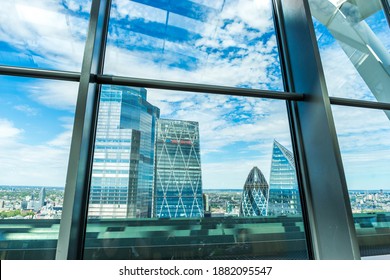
[269,140,298,190]
[240,166,269,217]
[268,140,300,216]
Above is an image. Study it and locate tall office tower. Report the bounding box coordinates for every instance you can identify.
[39,187,46,208]
[203,193,210,212]
[89,86,160,219]
[240,166,269,217]
[268,140,301,216]
[154,119,204,218]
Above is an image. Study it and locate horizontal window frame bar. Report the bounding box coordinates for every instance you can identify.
[0,65,303,100]
[96,74,304,100]
[330,97,390,111]
[2,66,390,110]
[0,65,81,82]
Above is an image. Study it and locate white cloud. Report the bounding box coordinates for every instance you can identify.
[0,0,90,71]
[220,0,274,33]
[48,120,74,148]
[105,0,282,91]
[332,106,390,189]
[0,118,73,186]
[63,0,91,13]
[14,105,40,116]
[0,119,24,141]
[191,0,225,10]
[319,43,375,100]
[113,0,166,23]
[29,81,78,111]
[0,80,76,186]
[202,156,271,189]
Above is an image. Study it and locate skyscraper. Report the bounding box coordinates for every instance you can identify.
[240,166,269,217]
[88,86,160,218]
[39,187,46,208]
[268,140,301,215]
[154,119,204,218]
[269,140,298,190]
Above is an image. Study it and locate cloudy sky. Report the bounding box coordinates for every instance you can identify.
[0,0,389,190]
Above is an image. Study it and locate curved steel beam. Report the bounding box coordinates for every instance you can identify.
[309,0,390,119]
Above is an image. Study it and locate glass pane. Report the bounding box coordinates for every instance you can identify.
[104,0,283,91]
[84,85,308,259]
[308,0,390,102]
[0,76,77,259]
[0,0,92,71]
[332,105,390,258]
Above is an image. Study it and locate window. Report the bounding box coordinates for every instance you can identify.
[309,0,390,102]
[0,0,92,71]
[0,76,78,259]
[1,0,389,260]
[84,87,308,259]
[332,106,390,258]
[104,0,283,90]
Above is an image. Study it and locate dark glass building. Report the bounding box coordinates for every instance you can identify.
[154,119,204,218]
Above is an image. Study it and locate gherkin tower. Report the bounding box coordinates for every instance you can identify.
[240,166,269,217]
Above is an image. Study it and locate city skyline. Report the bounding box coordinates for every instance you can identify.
[89,85,205,219]
[1,185,389,220]
[0,0,389,191]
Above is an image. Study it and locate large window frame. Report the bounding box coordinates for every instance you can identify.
[1,0,389,260]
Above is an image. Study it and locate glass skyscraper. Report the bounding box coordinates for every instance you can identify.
[269,140,298,190]
[154,119,204,218]
[88,86,160,218]
[240,166,269,217]
[268,140,301,215]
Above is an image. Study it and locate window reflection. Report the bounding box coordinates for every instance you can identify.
[0,0,92,71]
[309,0,390,104]
[104,0,283,90]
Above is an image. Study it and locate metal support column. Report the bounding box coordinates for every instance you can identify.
[381,0,390,27]
[56,0,111,260]
[273,0,360,259]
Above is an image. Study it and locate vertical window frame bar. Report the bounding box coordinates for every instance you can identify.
[273,0,360,259]
[380,0,390,28]
[55,0,112,260]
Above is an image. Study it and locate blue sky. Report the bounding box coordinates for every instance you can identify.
[0,0,389,190]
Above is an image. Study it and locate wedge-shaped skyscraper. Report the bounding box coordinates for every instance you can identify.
[240,166,269,217]
[269,140,298,190]
[154,119,204,218]
[268,140,301,215]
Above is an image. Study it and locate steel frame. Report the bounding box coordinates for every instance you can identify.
[0,0,388,260]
